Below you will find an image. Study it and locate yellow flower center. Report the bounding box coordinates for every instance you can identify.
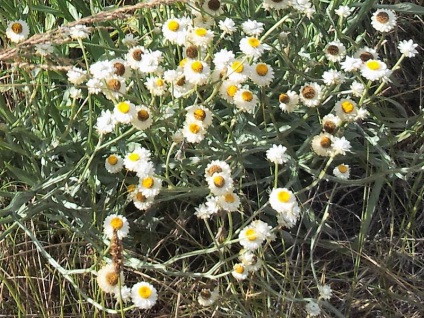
[226,85,238,97]
[113,62,125,76]
[245,228,257,241]
[376,12,389,24]
[190,61,204,73]
[137,109,149,121]
[189,123,201,134]
[105,272,119,286]
[127,184,136,192]
[167,20,180,32]
[326,45,339,56]
[255,63,268,76]
[194,28,207,37]
[106,79,121,91]
[231,61,244,73]
[224,193,235,203]
[110,217,124,230]
[366,60,380,71]
[154,78,164,87]
[128,153,139,162]
[107,155,118,165]
[278,93,290,104]
[193,108,206,121]
[338,164,348,173]
[247,37,260,48]
[11,22,23,34]
[141,176,154,189]
[320,136,332,148]
[241,91,253,102]
[341,101,354,113]
[135,192,147,202]
[301,86,316,99]
[213,175,225,188]
[234,264,244,274]
[277,190,290,203]
[117,102,130,114]
[138,285,152,299]
[132,49,143,61]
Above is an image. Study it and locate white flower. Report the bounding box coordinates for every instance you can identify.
[263,0,290,10]
[334,98,358,122]
[233,88,258,113]
[183,120,206,143]
[67,66,87,85]
[340,56,363,72]
[114,285,132,303]
[187,27,214,48]
[103,75,127,100]
[299,82,322,107]
[324,40,346,62]
[97,263,124,294]
[217,192,240,212]
[250,220,274,241]
[360,59,388,81]
[35,43,53,56]
[219,18,236,34]
[126,46,146,69]
[198,287,219,306]
[105,154,124,174]
[145,76,167,96]
[213,48,235,71]
[194,202,214,219]
[371,9,397,33]
[131,282,158,309]
[186,105,213,128]
[239,250,261,272]
[250,62,274,87]
[322,69,345,86]
[103,214,130,240]
[6,20,30,43]
[232,263,249,280]
[207,172,233,196]
[321,114,342,134]
[398,39,419,58]
[333,164,350,179]
[95,110,116,135]
[332,136,352,156]
[90,60,114,79]
[123,147,152,172]
[269,188,297,213]
[69,24,90,39]
[202,0,224,16]
[305,300,321,317]
[239,37,269,59]
[68,87,82,99]
[219,80,239,103]
[266,144,289,165]
[335,5,353,17]
[239,223,266,251]
[132,190,154,211]
[162,17,191,46]
[276,202,301,229]
[122,33,140,47]
[205,160,232,179]
[350,80,365,97]
[184,60,210,85]
[114,101,136,124]
[241,19,264,36]
[132,105,153,131]
[355,108,369,120]
[139,50,163,74]
[138,175,162,198]
[354,46,379,62]
[318,284,333,300]
[278,91,299,113]
[87,78,104,94]
[227,61,250,84]
[311,133,333,157]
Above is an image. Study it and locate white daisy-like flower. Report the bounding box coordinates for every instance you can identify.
[68,87,82,99]
[103,75,127,100]
[184,60,210,85]
[194,202,214,219]
[311,133,333,157]
[355,108,369,120]
[90,60,114,79]
[69,24,90,39]
[132,190,155,211]
[123,147,152,172]
[238,222,268,250]
[263,0,290,10]
[324,40,346,62]
[335,5,353,17]
[132,105,153,131]
[334,98,358,122]
[239,37,269,59]
[192,14,214,29]
[250,62,274,87]
[276,202,301,229]
[205,160,232,179]
[340,56,363,72]
[105,154,124,174]
[138,175,162,198]
[305,300,321,317]
[332,136,352,156]
[217,191,240,212]
[232,263,249,280]
[207,172,233,196]
[6,20,30,43]
[186,104,213,128]
[398,39,419,58]
[278,91,300,113]
[162,17,191,46]
[111,58,132,79]
[198,287,219,306]
[350,80,365,97]
[233,88,258,113]
[97,263,124,294]
[122,33,140,47]
[334,164,350,179]
[95,110,116,135]
[354,46,379,62]
[145,76,167,96]
[202,0,224,16]
[213,48,235,71]
[35,43,53,56]
[219,80,239,103]
[134,161,155,179]
[114,285,132,303]
[241,19,264,36]
[227,60,250,84]
[87,78,104,95]
[187,27,214,47]
[126,46,146,70]
[266,144,289,165]
[322,114,342,134]
[360,59,388,81]
[67,66,87,85]
[139,50,163,74]
[251,220,274,241]
[219,17,237,34]
[113,101,136,124]
[322,69,345,86]
[371,9,397,33]
[103,214,130,240]
[240,252,262,272]
[299,82,322,107]
[183,120,206,143]
[318,284,333,300]
[269,188,297,213]
[131,282,158,309]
